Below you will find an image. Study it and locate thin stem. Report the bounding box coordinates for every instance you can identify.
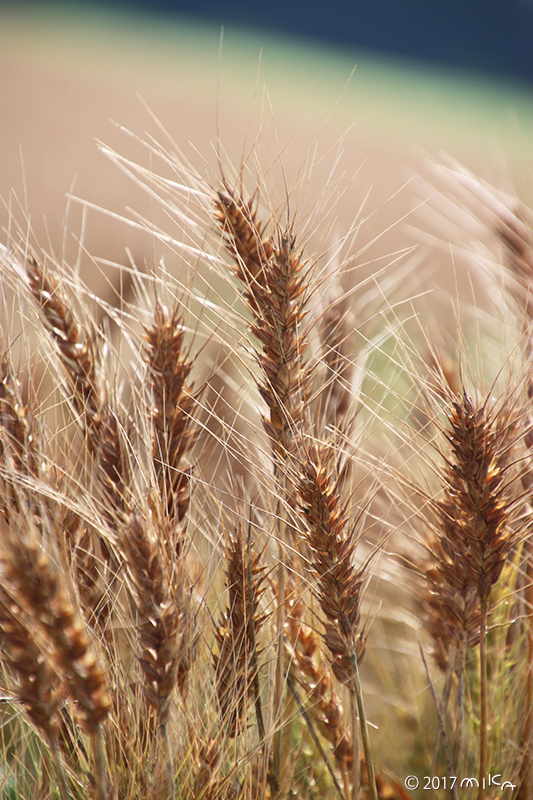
[161,722,176,800]
[92,728,108,800]
[454,633,467,774]
[519,542,533,800]
[341,764,351,800]
[272,474,287,795]
[430,643,457,790]
[348,638,378,800]
[349,690,360,800]
[50,738,72,800]
[247,519,266,745]
[272,541,285,794]
[286,674,345,800]
[440,643,458,722]
[419,640,459,800]
[478,595,489,800]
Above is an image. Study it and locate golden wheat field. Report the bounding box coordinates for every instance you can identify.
[2,4,533,800]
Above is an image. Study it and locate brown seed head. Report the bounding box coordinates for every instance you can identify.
[214,184,310,459]
[444,393,520,600]
[213,524,267,737]
[144,301,197,526]
[298,444,366,679]
[123,511,185,724]
[0,587,62,742]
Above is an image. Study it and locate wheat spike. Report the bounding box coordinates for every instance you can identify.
[213,522,267,738]
[25,256,130,516]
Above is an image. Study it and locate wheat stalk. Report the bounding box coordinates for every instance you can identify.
[410,375,525,797]
[296,439,378,800]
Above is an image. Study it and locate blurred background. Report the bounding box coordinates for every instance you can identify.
[91,0,533,87]
[1,0,533,303]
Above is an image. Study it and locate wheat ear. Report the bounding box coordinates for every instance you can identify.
[214,183,311,462]
[0,586,71,800]
[0,349,40,517]
[23,255,130,642]
[0,343,110,797]
[143,300,197,528]
[0,350,66,797]
[213,522,266,739]
[143,299,200,697]
[1,515,110,796]
[24,256,130,517]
